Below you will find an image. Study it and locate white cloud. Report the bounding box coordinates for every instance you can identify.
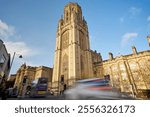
[119,7,141,23]
[147,16,150,21]
[0,19,43,74]
[129,7,141,16]
[4,40,35,57]
[121,33,138,47]
[0,19,15,39]
[0,19,39,61]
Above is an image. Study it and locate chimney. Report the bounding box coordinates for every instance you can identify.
[147,35,150,46]
[132,46,137,55]
[109,52,113,60]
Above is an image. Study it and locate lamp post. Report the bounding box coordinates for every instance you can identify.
[1,52,22,85]
[8,52,23,78]
[5,52,23,91]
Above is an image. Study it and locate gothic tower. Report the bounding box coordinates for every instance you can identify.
[52,3,93,90]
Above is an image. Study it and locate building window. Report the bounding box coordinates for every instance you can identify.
[79,30,85,50]
[62,54,68,72]
[0,55,6,67]
[80,55,84,70]
[121,72,127,80]
[66,12,69,21]
[119,64,126,71]
[72,7,74,11]
[61,31,69,49]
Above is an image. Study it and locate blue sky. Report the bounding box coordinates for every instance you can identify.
[0,0,150,74]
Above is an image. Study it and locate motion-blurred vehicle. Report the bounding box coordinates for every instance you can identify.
[30,77,48,97]
[64,78,133,100]
[6,88,13,97]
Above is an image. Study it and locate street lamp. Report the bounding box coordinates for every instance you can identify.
[8,52,23,78]
[10,52,22,68]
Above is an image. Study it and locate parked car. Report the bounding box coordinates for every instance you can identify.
[64,78,134,100]
[7,87,18,98]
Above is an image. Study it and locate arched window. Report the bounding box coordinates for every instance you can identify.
[62,54,68,72]
[61,30,69,49]
[66,12,69,21]
[79,30,85,50]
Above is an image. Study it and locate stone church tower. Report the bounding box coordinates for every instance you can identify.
[52,3,93,90]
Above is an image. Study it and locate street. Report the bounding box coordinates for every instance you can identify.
[3,95,136,100]
[1,94,66,100]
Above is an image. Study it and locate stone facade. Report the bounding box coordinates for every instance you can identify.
[52,3,150,98]
[93,47,150,97]
[13,64,53,96]
[52,3,93,91]
[8,74,16,82]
